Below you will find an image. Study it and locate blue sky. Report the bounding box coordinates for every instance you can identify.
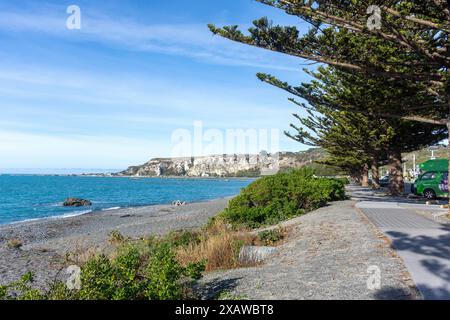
[0,0,314,172]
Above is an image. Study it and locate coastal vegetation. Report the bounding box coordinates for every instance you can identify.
[257,228,285,246]
[216,168,346,228]
[6,238,23,250]
[1,241,206,300]
[1,169,345,300]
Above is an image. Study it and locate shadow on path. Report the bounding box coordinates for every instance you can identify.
[373,286,417,300]
[387,229,450,299]
[195,277,242,300]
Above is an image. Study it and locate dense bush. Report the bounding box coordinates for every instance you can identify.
[257,228,285,246]
[1,225,253,300]
[164,230,202,248]
[218,168,346,228]
[0,272,43,300]
[0,242,205,300]
[335,177,350,185]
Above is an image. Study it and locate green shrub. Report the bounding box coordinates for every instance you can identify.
[219,168,346,228]
[108,230,126,244]
[78,245,143,300]
[163,230,202,248]
[184,260,207,280]
[145,244,184,300]
[0,272,43,300]
[258,228,284,246]
[45,282,79,300]
[335,177,350,185]
[1,242,205,301]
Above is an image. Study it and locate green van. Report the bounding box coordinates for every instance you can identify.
[412,159,448,199]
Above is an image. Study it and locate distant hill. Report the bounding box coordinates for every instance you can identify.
[399,145,447,174]
[116,145,448,178]
[116,148,331,177]
[402,145,447,165]
[374,144,447,177]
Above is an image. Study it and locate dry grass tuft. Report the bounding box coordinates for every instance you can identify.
[64,243,102,266]
[176,219,254,271]
[108,230,126,244]
[6,238,23,249]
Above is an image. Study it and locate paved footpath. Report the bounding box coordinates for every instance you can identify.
[356,195,450,300]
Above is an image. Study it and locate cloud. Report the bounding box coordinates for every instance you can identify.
[0,5,309,169]
[0,62,296,121]
[0,8,302,71]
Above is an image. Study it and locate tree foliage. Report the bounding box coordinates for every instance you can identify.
[209,0,450,194]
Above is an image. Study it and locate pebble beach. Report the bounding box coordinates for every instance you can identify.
[0,198,231,287]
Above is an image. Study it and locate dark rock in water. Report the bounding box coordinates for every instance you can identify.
[63,198,92,207]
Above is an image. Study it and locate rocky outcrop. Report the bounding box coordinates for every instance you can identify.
[117,149,325,178]
[238,246,278,264]
[63,198,92,207]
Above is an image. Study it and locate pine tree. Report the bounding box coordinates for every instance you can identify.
[209,1,450,197]
[265,66,447,193]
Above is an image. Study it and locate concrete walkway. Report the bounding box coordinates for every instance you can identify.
[355,191,450,299]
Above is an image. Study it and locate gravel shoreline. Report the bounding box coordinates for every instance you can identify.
[0,197,231,287]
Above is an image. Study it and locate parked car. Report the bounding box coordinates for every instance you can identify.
[413,171,448,199]
[379,175,390,188]
[412,159,448,199]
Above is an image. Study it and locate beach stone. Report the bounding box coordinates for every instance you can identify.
[238,245,278,264]
[63,198,92,207]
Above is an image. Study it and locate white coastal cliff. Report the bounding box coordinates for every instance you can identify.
[117,150,325,177]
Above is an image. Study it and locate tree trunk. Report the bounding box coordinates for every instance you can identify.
[447,120,450,217]
[371,160,380,189]
[361,164,369,187]
[351,173,361,184]
[443,77,450,216]
[389,150,404,196]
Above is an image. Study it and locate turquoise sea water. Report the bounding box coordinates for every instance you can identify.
[0,175,254,225]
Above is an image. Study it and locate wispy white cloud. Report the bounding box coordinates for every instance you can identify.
[0,8,302,71]
[0,63,295,118]
[0,5,308,168]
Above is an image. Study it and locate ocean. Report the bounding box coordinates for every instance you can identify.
[0,175,254,225]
